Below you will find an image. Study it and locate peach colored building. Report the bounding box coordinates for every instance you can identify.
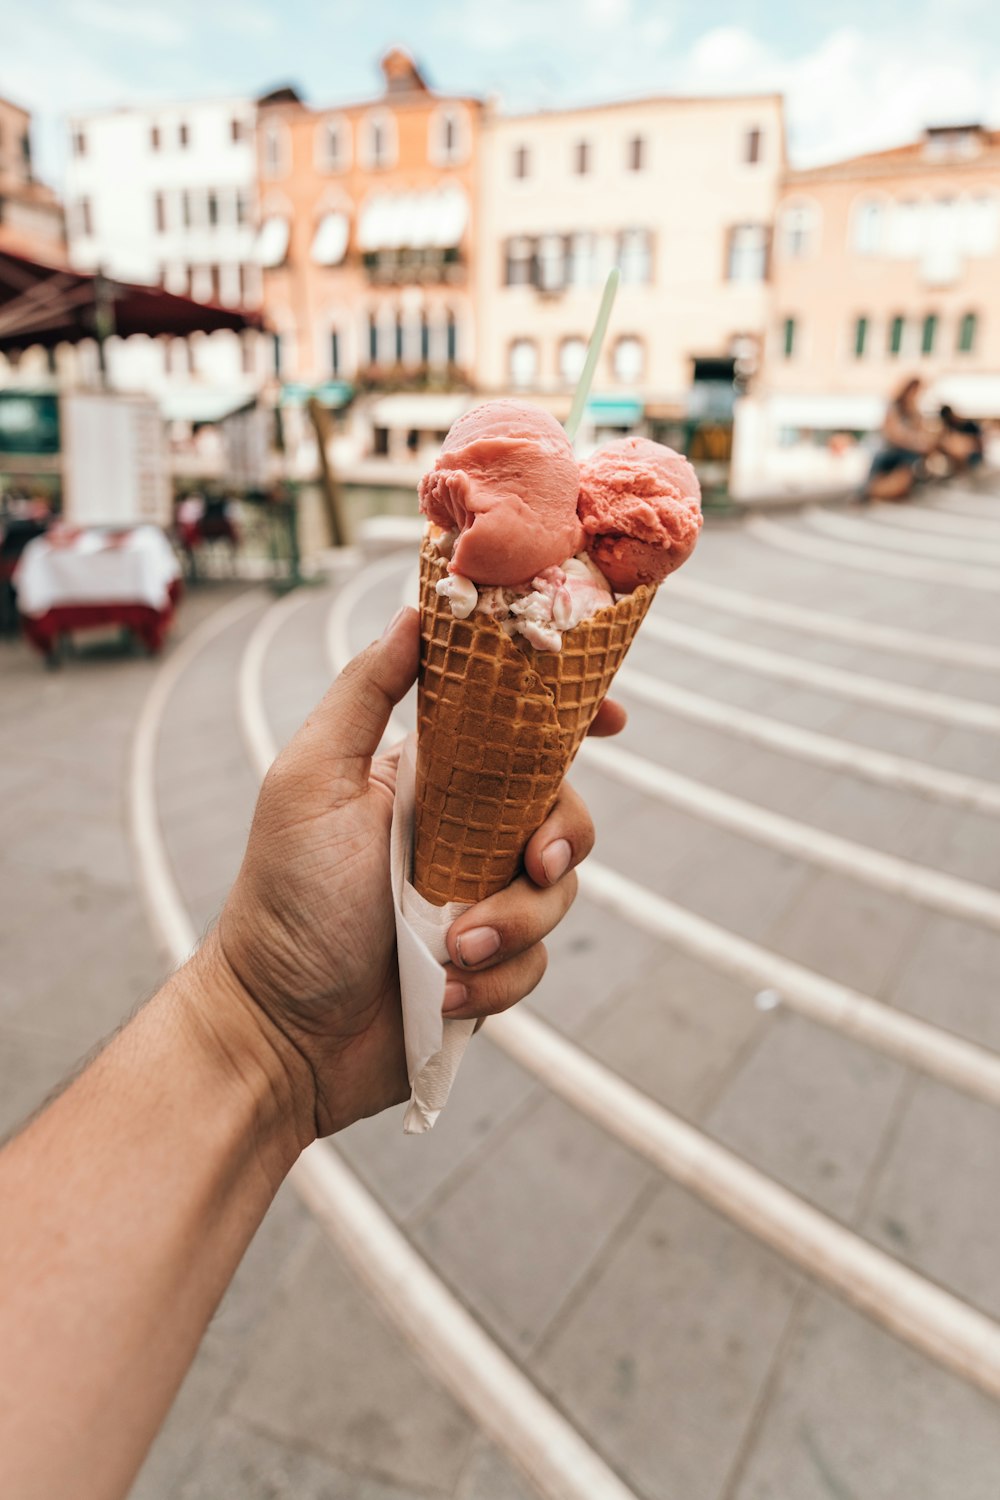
[476,93,785,440]
[255,50,481,405]
[0,96,64,262]
[733,124,1000,497]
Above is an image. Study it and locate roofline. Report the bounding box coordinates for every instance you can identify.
[67,95,256,126]
[0,92,33,120]
[492,89,785,123]
[783,128,1000,182]
[261,90,485,117]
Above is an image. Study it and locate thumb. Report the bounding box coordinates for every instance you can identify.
[306,606,419,789]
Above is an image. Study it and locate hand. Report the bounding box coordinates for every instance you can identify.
[213,607,625,1142]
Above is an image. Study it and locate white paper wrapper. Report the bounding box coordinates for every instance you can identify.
[391,735,477,1134]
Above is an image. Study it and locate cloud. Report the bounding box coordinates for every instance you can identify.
[674,23,999,167]
[69,0,189,46]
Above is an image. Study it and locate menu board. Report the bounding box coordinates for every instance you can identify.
[62,392,171,528]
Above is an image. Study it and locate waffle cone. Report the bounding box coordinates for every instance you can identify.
[414,537,654,905]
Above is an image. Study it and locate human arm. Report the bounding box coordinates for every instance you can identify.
[0,605,618,1500]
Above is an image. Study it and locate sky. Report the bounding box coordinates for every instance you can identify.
[6,0,1000,185]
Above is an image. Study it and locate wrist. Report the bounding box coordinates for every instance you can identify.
[170,932,319,1179]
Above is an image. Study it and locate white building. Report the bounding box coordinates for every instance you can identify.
[477,94,784,449]
[64,97,265,418]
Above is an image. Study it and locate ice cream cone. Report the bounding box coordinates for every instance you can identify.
[414,536,655,905]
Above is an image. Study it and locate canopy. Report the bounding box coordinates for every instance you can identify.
[358,188,468,252]
[0,249,263,354]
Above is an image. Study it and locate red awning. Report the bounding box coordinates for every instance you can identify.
[0,249,264,353]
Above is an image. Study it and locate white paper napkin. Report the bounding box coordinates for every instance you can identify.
[390,735,477,1134]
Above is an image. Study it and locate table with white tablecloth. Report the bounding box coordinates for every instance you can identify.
[14,525,182,658]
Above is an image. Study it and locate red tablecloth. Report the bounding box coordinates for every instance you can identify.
[19,579,183,656]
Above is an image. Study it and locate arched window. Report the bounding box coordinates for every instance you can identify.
[253,215,289,269]
[316,117,351,173]
[261,120,290,180]
[781,201,819,259]
[509,339,538,388]
[853,198,885,255]
[612,336,644,382]
[430,106,468,166]
[957,311,978,354]
[558,337,587,385]
[362,110,397,170]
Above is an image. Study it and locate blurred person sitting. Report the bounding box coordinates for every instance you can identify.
[863,376,939,502]
[938,404,985,473]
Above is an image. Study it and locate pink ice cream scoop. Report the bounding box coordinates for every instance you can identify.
[577,436,702,592]
[418,400,584,586]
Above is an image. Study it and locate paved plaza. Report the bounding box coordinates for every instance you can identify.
[3,491,1000,1499]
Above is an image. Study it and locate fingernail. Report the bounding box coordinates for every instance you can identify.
[443,981,468,1014]
[381,606,408,639]
[456,926,501,967]
[541,839,572,884]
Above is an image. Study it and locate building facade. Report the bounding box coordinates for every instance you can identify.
[734,124,1000,496]
[255,48,481,423]
[0,95,64,262]
[63,97,262,414]
[476,94,784,439]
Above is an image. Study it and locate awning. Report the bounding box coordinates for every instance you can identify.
[279,380,354,409]
[254,216,290,269]
[763,393,886,430]
[357,188,469,253]
[159,388,258,425]
[586,396,644,426]
[926,374,1000,419]
[311,212,350,267]
[0,248,263,353]
[368,393,471,429]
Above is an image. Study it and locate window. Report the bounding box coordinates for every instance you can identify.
[207,191,219,227]
[888,315,905,356]
[363,111,397,170]
[853,316,869,359]
[627,136,645,171]
[431,107,466,166]
[962,195,999,257]
[420,312,430,363]
[781,202,817,259]
[271,331,282,377]
[241,330,256,374]
[78,197,93,237]
[958,312,977,354]
[262,120,290,179]
[209,265,221,302]
[317,117,350,172]
[612,336,644,382]
[446,310,458,364]
[181,191,192,229]
[393,312,404,363]
[73,128,86,157]
[726,224,768,281]
[921,313,938,356]
[236,191,251,225]
[150,125,161,151]
[619,228,652,284]
[538,234,567,291]
[558,337,587,384]
[887,199,922,257]
[154,192,166,232]
[178,122,190,148]
[568,231,597,287]
[231,117,247,144]
[781,317,796,358]
[368,312,378,364]
[253,216,289,269]
[509,339,538,388]
[513,145,530,179]
[853,198,884,254]
[505,236,535,287]
[311,212,349,266]
[573,140,591,175]
[744,127,762,164]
